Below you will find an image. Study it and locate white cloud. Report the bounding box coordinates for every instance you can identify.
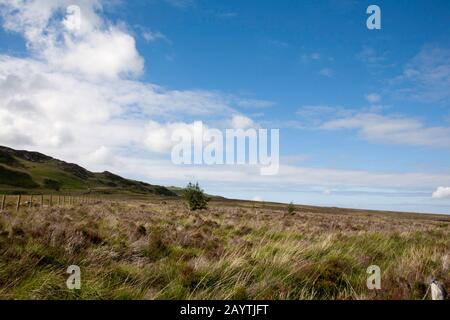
[87,146,115,165]
[0,0,258,164]
[297,105,343,118]
[311,53,321,60]
[112,155,450,193]
[267,40,289,48]
[165,0,194,9]
[356,46,389,69]
[391,46,450,104]
[235,98,274,109]
[145,120,201,153]
[300,52,323,63]
[0,53,244,159]
[296,105,352,126]
[320,112,450,148]
[47,27,144,79]
[0,0,143,80]
[217,12,238,19]
[142,30,168,43]
[230,114,256,129]
[319,68,334,78]
[365,93,381,104]
[432,187,450,199]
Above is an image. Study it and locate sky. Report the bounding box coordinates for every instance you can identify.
[0,0,450,214]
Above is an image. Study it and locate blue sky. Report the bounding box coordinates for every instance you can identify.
[0,0,450,213]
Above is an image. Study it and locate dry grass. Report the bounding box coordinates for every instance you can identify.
[0,198,448,300]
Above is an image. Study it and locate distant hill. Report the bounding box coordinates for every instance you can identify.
[167,185,226,200]
[0,146,177,196]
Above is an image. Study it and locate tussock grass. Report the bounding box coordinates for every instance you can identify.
[0,199,448,300]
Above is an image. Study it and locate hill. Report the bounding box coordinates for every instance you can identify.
[0,146,177,196]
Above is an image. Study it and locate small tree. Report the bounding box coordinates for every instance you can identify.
[287,201,296,215]
[44,179,61,191]
[183,182,209,211]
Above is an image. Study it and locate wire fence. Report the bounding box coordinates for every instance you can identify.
[0,194,108,211]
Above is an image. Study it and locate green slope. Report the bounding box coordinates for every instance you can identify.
[0,146,177,196]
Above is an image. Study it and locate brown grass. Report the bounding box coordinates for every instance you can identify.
[0,198,448,300]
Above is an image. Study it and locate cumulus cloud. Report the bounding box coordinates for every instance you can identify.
[432,187,450,199]
[0,0,142,80]
[0,0,262,164]
[229,114,256,129]
[145,121,201,153]
[48,27,144,79]
[87,146,115,165]
[144,115,260,154]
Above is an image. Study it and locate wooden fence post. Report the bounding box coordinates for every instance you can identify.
[1,195,5,211]
[50,195,53,207]
[16,195,21,211]
[29,195,33,208]
[41,195,44,208]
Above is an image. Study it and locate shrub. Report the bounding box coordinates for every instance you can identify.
[287,202,296,215]
[183,182,209,211]
[44,179,62,191]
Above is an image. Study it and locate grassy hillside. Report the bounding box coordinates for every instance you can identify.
[0,146,176,197]
[0,198,448,300]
